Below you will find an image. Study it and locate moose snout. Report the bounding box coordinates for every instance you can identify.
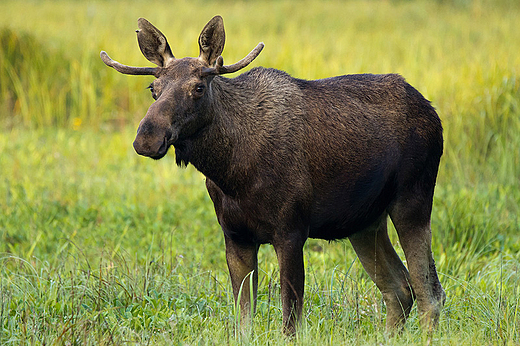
[133,120,173,160]
[133,136,169,159]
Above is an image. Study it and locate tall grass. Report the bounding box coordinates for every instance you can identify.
[0,27,129,129]
[1,0,520,344]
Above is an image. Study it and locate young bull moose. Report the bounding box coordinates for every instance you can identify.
[101,15,446,335]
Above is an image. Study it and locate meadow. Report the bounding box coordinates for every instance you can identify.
[1,0,519,344]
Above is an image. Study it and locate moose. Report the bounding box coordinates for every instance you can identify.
[101,15,445,335]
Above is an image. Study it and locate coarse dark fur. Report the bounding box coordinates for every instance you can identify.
[101,15,446,335]
[178,68,442,243]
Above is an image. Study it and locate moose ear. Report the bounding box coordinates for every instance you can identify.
[198,16,225,66]
[136,18,175,67]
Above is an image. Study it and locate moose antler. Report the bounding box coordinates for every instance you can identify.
[100,51,159,76]
[202,42,264,76]
[100,42,263,76]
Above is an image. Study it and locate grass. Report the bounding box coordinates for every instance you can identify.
[1,0,520,344]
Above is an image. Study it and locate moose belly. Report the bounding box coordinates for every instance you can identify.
[308,168,397,240]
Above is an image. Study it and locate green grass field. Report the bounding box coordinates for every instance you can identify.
[1,0,519,344]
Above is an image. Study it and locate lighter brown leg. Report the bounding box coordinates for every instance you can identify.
[224,235,259,329]
[349,215,414,331]
[390,216,445,332]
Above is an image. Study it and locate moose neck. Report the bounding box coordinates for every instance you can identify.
[179,74,259,197]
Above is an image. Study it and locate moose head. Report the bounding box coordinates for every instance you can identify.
[100,16,263,160]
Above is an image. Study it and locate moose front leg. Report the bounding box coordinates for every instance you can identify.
[225,235,259,329]
[273,238,305,336]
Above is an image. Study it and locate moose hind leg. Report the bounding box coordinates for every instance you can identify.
[389,198,446,332]
[349,215,414,331]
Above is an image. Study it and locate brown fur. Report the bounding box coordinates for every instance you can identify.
[101,15,446,335]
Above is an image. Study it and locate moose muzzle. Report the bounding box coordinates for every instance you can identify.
[133,119,173,160]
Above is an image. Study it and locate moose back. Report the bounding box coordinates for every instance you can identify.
[101,15,445,335]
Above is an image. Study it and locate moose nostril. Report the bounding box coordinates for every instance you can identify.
[157,137,168,154]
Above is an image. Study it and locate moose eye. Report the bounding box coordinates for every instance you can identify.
[147,83,157,100]
[194,84,205,95]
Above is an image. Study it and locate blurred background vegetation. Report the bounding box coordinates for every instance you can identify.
[1,0,519,186]
[1,0,519,344]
